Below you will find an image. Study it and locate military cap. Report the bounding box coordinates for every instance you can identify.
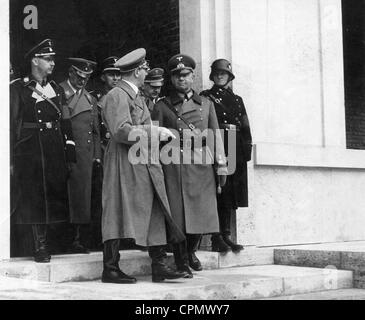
[68,57,97,78]
[167,54,196,74]
[144,68,164,87]
[115,48,149,73]
[101,56,120,73]
[209,58,235,81]
[25,39,56,59]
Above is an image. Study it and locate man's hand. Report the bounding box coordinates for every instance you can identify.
[158,127,176,141]
[218,174,227,187]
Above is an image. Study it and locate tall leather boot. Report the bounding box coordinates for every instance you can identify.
[221,209,244,252]
[187,234,203,271]
[102,239,136,284]
[211,204,231,253]
[211,233,231,253]
[149,246,187,283]
[173,240,193,278]
[68,224,90,254]
[32,224,51,263]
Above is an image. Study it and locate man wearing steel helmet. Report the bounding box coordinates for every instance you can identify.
[153,54,228,278]
[201,59,252,253]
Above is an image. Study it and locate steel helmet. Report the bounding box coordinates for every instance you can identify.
[209,59,235,81]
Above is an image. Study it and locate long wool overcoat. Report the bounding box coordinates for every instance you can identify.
[100,80,185,246]
[60,81,101,224]
[10,77,76,224]
[153,90,227,235]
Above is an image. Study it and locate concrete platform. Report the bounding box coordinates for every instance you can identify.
[274,241,365,288]
[0,246,273,283]
[0,265,353,300]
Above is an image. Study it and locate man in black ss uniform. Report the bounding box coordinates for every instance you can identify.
[10,39,76,262]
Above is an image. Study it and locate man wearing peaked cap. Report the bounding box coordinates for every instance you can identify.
[141,67,165,114]
[153,53,228,277]
[167,54,196,74]
[93,56,121,149]
[99,48,187,284]
[201,58,252,253]
[115,47,150,72]
[24,38,56,60]
[89,56,121,250]
[59,57,101,254]
[10,39,76,262]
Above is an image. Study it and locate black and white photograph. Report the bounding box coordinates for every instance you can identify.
[1,0,365,305]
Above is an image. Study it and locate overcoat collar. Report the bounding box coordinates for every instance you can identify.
[170,89,202,106]
[118,80,138,99]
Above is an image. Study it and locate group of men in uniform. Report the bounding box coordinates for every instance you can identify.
[10,38,252,283]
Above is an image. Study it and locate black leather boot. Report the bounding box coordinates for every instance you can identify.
[173,241,193,278]
[187,234,202,271]
[222,234,244,253]
[32,225,51,263]
[102,239,137,284]
[149,246,187,282]
[68,224,90,254]
[211,233,231,253]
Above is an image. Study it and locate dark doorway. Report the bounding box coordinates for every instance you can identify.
[10,0,179,85]
[10,0,179,257]
[342,0,365,150]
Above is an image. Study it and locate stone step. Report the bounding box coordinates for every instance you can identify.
[261,288,365,300]
[0,246,274,283]
[274,241,365,289]
[0,265,353,300]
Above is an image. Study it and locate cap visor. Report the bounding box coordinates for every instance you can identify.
[148,81,164,87]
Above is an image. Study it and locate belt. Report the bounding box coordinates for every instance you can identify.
[179,137,207,150]
[23,121,59,130]
[221,124,240,131]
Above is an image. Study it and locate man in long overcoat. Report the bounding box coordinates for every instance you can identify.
[10,39,76,262]
[153,54,228,277]
[59,58,101,253]
[201,59,252,253]
[100,48,186,284]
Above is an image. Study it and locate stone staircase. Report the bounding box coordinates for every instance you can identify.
[0,243,363,299]
[274,241,365,289]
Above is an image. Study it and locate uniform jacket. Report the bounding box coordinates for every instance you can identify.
[10,76,76,224]
[100,80,185,245]
[153,90,227,234]
[201,85,252,208]
[60,80,101,223]
[93,88,111,151]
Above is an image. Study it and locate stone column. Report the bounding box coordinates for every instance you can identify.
[0,1,10,260]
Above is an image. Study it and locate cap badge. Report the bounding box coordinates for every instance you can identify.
[177,63,185,69]
[176,56,183,62]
